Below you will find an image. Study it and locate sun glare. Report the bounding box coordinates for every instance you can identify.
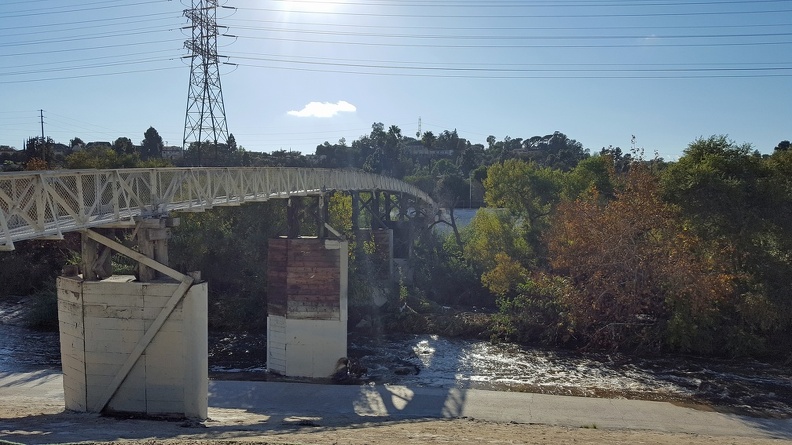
[279,0,341,14]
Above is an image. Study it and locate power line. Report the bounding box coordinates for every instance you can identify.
[0,66,182,85]
[0,26,177,48]
[234,33,792,49]
[232,27,792,41]
[235,5,792,19]
[0,39,183,58]
[0,12,177,33]
[267,0,792,6]
[224,17,792,32]
[0,0,166,19]
[231,59,792,79]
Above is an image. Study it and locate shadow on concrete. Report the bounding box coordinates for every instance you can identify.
[0,369,61,393]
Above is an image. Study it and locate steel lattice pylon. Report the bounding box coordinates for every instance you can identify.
[182,0,229,153]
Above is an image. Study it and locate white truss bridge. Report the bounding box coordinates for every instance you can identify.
[0,167,434,251]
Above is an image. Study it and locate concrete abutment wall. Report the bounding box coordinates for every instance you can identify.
[57,275,208,418]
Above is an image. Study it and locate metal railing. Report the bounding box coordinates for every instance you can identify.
[0,167,434,251]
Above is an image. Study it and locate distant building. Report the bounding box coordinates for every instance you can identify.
[0,145,16,156]
[401,140,454,159]
[51,143,70,157]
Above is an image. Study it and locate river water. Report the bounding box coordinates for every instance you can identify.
[209,331,792,418]
[2,318,790,418]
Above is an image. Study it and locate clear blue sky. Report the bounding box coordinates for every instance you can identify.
[1,0,790,161]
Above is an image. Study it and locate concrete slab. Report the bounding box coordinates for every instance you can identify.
[209,380,792,439]
[1,371,790,443]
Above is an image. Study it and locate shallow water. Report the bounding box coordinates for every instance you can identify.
[207,331,792,417]
[1,319,790,418]
[0,324,61,372]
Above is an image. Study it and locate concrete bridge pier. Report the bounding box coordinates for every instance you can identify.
[266,237,348,378]
[351,190,429,285]
[265,194,350,378]
[56,218,208,419]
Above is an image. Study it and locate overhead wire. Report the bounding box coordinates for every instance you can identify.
[0,1,788,91]
[0,0,168,19]
[235,5,792,19]
[265,0,792,5]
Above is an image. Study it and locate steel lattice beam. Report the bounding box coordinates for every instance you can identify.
[0,168,435,250]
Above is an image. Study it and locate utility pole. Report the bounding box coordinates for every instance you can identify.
[182,0,232,160]
[39,109,47,164]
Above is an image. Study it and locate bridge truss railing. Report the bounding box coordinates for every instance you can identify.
[0,167,434,251]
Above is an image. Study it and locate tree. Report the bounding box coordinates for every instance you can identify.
[522,131,589,171]
[65,146,139,169]
[227,133,238,152]
[562,154,616,201]
[431,159,458,177]
[662,135,792,355]
[463,209,527,273]
[141,127,163,160]
[547,165,732,353]
[24,136,54,165]
[774,140,790,151]
[383,125,404,177]
[69,137,85,149]
[112,137,136,155]
[436,129,462,152]
[457,144,478,177]
[421,131,436,149]
[484,159,563,229]
[486,135,496,150]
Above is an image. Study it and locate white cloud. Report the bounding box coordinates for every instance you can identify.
[287,100,357,118]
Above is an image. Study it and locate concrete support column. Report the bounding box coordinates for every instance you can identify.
[267,237,348,378]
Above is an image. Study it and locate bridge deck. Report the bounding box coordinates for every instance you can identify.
[0,167,433,250]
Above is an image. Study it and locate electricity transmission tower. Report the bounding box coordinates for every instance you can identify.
[182,0,230,154]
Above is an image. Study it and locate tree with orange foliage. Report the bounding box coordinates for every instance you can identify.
[547,165,732,353]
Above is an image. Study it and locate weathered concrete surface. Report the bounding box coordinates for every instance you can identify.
[1,371,790,444]
[56,276,208,418]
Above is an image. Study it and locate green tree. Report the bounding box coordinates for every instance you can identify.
[227,133,238,152]
[484,159,563,230]
[463,209,528,274]
[663,135,792,355]
[421,131,436,149]
[773,140,790,151]
[25,136,54,164]
[522,132,589,171]
[65,146,139,169]
[141,127,163,160]
[562,154,616,201]
[112,137,136,155]
[431,159,458,177]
